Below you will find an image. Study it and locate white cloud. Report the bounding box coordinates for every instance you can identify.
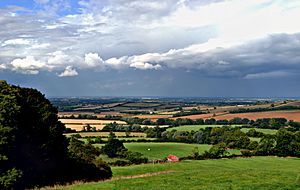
[47,51,69,65]
[10,56,46,74]
[130,62,162,70]
[105,57,128,69]
[47,51,83,70]
[0,64,7,70]
[30,43,50,49]
[218,60,230,65]
[84,53,104,68]
[2,38,31,46]
[58,66,78,77]
[34,0,50,4]
[244,71,291,79]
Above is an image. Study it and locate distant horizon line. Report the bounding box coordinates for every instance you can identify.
[47,96,300,100]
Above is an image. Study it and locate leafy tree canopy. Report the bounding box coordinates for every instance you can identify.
[0,81,111,189]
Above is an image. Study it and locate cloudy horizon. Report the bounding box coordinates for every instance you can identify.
[1,0,300,97]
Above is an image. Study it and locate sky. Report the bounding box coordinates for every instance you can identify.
[1,0,300,97]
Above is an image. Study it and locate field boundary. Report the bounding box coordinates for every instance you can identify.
[111,170,176,180]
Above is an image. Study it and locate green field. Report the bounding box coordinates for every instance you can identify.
[167,125,278,136]
[53,157,300,190]
[124,143,212,159]
[249,137,261,142]
[167,125,241,132]
[95,142,240,159]
[241,128,278,135]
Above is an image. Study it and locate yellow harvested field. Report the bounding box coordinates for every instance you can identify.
[59,119,126,124]
[159,111,179,115]
[64,124,106,131]
[140,125,169,128]
[65,132,146,137]
[60,119,127,131]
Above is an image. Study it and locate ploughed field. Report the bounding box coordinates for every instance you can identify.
[166,125,241,131]
[176,110,300,122]
[52,157,300,190]
[212,110,300,122]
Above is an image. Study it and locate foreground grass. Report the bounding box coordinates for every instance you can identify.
[167,125,241,132]
[52,157,300,190]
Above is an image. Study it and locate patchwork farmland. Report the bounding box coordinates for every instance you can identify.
[50,97,300,190]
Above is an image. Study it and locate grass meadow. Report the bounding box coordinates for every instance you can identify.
[50,157,300,190]
[124,142,211,159]
[95,142,240,160]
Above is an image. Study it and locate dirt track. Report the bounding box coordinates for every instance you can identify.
[111,170,176,180]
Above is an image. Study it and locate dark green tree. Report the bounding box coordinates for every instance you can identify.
[256,136,276,155]
[203,143,228,158]
[102,136,127,158]
[0,80,70,188]
[0,81,111,189]
[68,137,112,179]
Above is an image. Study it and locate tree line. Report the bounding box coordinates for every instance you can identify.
[163,127,300,158]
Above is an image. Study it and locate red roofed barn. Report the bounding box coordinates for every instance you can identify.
[167,155,179,162]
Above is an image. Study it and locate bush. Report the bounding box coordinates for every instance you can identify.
[93,158,113,177]
[247,141,259,150]
[120,151,148,164]
[255,137,276,156]
[94,137,103,143]
[102,137,127,158]
[241,150,254,157]
[68,137,101,163]
[109,160,131,166]
[71,134,82,138]
[203,143,228,159]
[0,168,22,189]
